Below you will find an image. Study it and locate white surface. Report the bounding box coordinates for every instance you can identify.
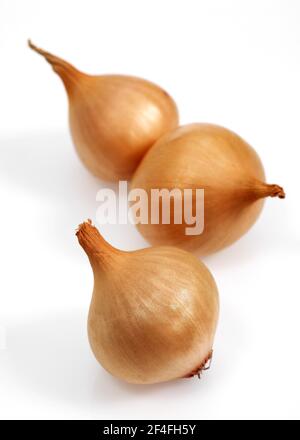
[0,0,299,421]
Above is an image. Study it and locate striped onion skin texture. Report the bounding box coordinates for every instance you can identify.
[28,40,179,181]
[131,123,285,256]
[77,221,219,384]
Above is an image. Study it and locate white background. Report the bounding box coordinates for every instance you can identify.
[0,0,299,420]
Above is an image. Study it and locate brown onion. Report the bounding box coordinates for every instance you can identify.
[131,123,285,255]
[76,220,219,384]
[28,40,179,181]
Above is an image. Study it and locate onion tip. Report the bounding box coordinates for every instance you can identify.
[76,220,117,266]
[28,39,80,88]
[76,219,101,253]
[266,184,286,199]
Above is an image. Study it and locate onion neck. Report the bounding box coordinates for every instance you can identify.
[76,220,118,270]
[255,183,286,200]
[28,40,84,93]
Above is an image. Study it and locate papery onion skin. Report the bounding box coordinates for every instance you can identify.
[76,220,219,384]
[131,123,285,256]
[28,40,179,181]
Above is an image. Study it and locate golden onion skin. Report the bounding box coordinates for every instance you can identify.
[77,221,219,384]
[131,123,285,256]
[29,40,179,181]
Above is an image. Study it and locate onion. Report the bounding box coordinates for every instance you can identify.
[131,123,285,255]
[76,220,219,384]
[28,40,179,181]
